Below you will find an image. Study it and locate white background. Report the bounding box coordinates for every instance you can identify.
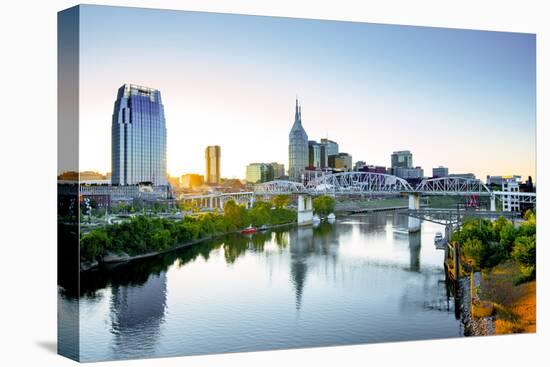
[0,1,547,366]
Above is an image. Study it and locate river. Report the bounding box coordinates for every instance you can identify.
[59,212,465,362]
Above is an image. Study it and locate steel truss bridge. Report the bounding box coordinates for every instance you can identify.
[253,172,536,204]
[177,173,535,214]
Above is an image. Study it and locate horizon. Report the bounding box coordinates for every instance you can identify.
[64,5,536,182]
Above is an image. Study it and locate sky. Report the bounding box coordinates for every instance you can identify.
[73,5,536,181]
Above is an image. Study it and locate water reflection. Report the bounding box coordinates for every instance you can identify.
[409,231,421,272]
[110,272,167,358]
[59,213,463,361]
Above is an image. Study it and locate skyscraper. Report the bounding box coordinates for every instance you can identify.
[391,150,413,169]
[111,84,167,186]
[308,141,322,169]
[289,99,308,181]
[320,138,339,157]
[246,163,275,184]
[432,166,449,178]
[205,145,221,185]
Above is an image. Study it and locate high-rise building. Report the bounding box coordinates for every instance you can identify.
[270,162,285,179]
[328,153,353,171]
[111,84,167,185]
[391,150,413,169]
[289,99,308,181]
[432,166,449,178]
[205,145,221,185]
[320,138,339,156]
[394,166,424,180]
[246,163,275,184]
[308,141,322,169]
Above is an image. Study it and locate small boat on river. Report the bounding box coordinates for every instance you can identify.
[241,225,257,234]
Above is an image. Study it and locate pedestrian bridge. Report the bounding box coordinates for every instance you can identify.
[253,172,536,204]
[178,172,535,230]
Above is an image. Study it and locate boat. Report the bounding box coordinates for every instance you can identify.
[312,215,321,223]
[258,224,268,231]
[434,232,446,249]
[241,225,257,234]
[327,213,336,222]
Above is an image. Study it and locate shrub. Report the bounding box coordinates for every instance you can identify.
[512,235,536,267]
[461,237,484,269]
[499,223,517,254]
[313,195,336,216]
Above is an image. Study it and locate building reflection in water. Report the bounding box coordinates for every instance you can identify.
[408,231,421,272]
[288,226,314,310]
[109,272,167,358]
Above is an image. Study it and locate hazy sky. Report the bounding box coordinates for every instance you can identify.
[76,5,536,181]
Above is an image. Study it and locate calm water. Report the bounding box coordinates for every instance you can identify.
[59,212,464,362]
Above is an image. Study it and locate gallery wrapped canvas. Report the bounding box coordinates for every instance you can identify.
[58,4,536,362]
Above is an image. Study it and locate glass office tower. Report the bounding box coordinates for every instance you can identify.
[111,84,167,186]
[288,99,308,181]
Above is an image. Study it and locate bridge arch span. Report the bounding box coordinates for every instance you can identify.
[305,171,413,194]
[253,180,307,196]
[415,177,493,196]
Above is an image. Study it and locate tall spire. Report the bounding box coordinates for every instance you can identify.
[294,97,300,123]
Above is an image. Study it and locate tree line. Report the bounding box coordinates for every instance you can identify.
[80,197,296,264]
[452,209,536,284]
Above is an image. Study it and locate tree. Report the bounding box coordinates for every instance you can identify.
[223,200,248,229]
[512,235,536,267]
[462,237,484,269]
[512,235,536,282]
[272,195,290,209]
[523,209,536,222]
[80,229,109,262]
[492,216,509,240]
[313,195,336,217]
[499,223,517,254]
[249,201,272,226]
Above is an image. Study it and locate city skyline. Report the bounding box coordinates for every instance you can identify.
[70,5,536,181]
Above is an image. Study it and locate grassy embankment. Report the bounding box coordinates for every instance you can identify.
[481,261,536,334]
[453,210,536,334]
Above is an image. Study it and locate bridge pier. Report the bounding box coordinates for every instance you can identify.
[297,194,313,226]
[490,196,496,211]
[408,193,421,232]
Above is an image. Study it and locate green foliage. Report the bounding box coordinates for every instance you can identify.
[223,200,249,230]
[492,216,509,241]
[462,238,484,269]
[249,201,273,227]
[80,200,297,263]
[272,195,290,209]
[80,229,109,262]
[451,218,495,245]
[523,209,535,222]
[313,195,336,216]
[499,223,517,253]
[512,235,536,267]
[452,212,536,274]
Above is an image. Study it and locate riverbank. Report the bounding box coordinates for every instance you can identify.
[80,220,297,272]
[479,261,536,334]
